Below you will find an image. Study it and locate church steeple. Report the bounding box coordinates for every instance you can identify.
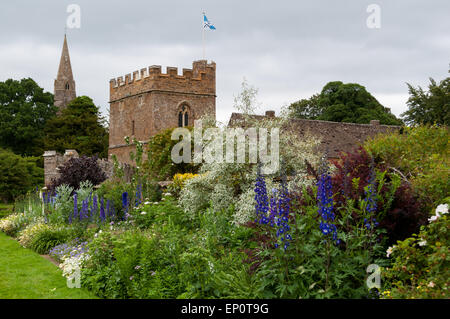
[54,34,76,110]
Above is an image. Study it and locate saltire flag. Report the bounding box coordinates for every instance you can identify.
[203,13,216,30]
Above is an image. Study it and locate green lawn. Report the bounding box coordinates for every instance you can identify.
[0,232,97,299]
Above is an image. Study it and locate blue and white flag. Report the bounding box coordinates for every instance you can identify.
[203,14,216,30]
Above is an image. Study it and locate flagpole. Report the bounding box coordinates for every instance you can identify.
[202,11,206,60]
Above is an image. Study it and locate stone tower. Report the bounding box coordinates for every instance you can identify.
[108,60,216,164]
[54,34,76,110]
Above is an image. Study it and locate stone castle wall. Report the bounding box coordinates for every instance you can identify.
[108,60,216,164]
[229,111,401,159]
[43,150,133,187]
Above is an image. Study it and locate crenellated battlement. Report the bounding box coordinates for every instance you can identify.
[109,60,216,102]
[108,59,216,164]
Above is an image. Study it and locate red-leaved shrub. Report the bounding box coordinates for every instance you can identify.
[49,155,107,192]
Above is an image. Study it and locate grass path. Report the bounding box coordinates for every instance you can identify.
[0,232,97,299]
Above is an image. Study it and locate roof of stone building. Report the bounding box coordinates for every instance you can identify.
[228,111,401,158]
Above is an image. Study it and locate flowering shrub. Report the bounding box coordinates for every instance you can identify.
[365,125,449,211]
[60,251,90,282]
[169,173,198,196]
[0,212,35,237]
[0,214,23,236]
[49,239,89,263]
[381,201,450,298]
[330,146,426,244]
[17,222,50,248]
[144,127,199,181]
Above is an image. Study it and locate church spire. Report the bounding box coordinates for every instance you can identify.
[54,34,76,110]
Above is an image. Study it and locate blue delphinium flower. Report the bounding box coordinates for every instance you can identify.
[268,188,278,227]
[122,192,129,220]
[91,194,98,220]
[100,197,106,222]
[135,184,142,207]
[364,217,379,230]
[80,198,89,221]
[365,163,377,214]
[254,166,269,224]
[274,177,292,251]
[317,170,340,245]
[73,193,78,221]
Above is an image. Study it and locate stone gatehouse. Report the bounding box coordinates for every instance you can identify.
[108,60,216,164]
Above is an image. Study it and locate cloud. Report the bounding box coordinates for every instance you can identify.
[0,0,448,124]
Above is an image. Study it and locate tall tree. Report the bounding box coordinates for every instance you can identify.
[44,96,109,158]
[288,81,403,125]
[401,72,450,126]
[0,148,43,202]
[0,78,56,157]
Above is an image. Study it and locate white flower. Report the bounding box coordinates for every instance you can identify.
[428,215,439,223]
[436,204,448,216]
[141,211,146,215]
[386,246,395,258]
[418,239,427,246]
[144,201,151,205]
[428,281,435,288]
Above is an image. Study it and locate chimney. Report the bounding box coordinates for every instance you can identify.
[265,110,275,118]
[370,120,380,126]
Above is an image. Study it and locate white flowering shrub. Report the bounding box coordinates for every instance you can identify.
[0,212,35,237]
[17,221,48,248]
[178,83,321,223]
[178,130,320,223]
[233,188,255,225]
[60,252,90,281]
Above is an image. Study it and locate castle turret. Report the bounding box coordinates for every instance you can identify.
[54,34,76,110]
[108,60,216,164]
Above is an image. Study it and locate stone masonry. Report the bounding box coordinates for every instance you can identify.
[108,60,216,164]
[54,35,76,110]
[229,111,401,159]
[43,149,116,187]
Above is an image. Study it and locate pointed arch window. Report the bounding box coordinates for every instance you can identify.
[65,82,70,90]
[178,104,189,127]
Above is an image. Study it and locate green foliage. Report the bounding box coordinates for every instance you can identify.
[96,179,137,219]
[251,185,387,299]
[47,184,74,224]
[29,226,70,255]
[381,200,450,299]
[0,148,43,202]
[129,196,188,230]
[288,81,403,125]
[44,96,109,158]
[0,203,13,219]
[401,72,450,126]
[144,127,198,181]
[0,78,56,157]
[288,94,323,120]
[365,125,449,209]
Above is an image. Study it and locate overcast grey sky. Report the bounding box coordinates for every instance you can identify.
[0,0,449,124]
